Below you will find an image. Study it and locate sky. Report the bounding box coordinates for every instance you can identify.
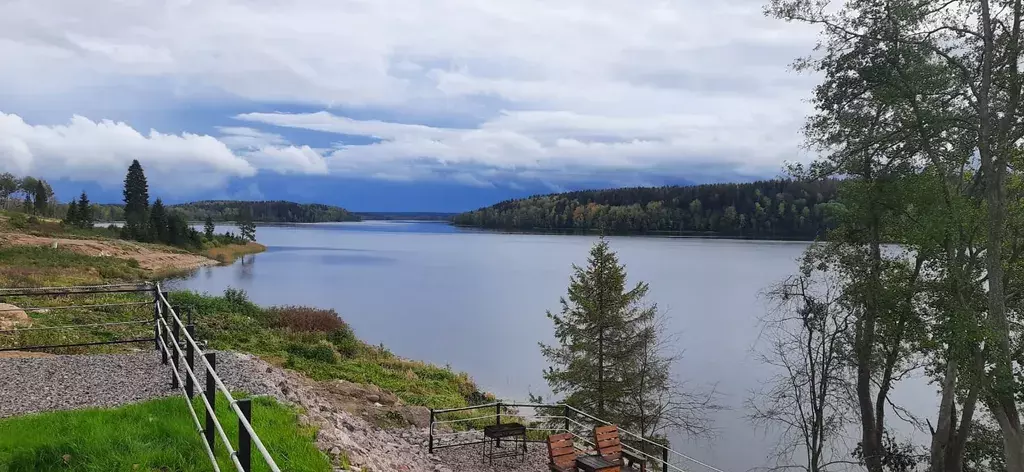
[0,0,821,212]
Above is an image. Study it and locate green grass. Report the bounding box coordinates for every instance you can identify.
[0,246,148,287]
[0,394,331,472]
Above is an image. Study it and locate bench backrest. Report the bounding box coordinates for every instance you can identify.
[594,425,624,462]
[547,433,577,469]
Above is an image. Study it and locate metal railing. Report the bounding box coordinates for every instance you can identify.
[429,401,726,472]
[0,283,156,352]
[154,282,281,472]
[0,282,282,471]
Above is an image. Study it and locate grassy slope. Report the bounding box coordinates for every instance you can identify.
[0,210,265,270]
[171,290,483,409]
[0,394,330,472]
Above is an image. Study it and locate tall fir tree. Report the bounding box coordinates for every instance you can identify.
[32,180,48,215]
[63,199,79,226]
[204,215,216,240]
[540,238,657,423]
[149,198,168,244]
[123,159,150,240]
[76,192,93,229]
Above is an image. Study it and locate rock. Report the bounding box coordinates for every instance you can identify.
[0,303,31,330]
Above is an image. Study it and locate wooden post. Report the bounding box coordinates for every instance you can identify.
[428,409,435,453]
[238,398,252,472]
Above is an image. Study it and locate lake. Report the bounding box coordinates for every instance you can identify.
[171,221,932,472]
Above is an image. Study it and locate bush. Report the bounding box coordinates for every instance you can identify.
[286,342,337,364]
[223,287,249,306]
[26,216,39,225]
[268,306,348,333]
[8,213,27,229]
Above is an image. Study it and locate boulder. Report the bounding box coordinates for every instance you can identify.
[0,303,31,330]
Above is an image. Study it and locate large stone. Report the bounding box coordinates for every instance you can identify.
[0,303,30,330]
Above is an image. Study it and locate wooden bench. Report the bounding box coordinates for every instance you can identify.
[594,425,646,472]
[547,433,579,472]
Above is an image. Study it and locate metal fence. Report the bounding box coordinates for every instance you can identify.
[0,283,157,352]
[0,282,282,472]
[153,282,281,472]
[429,401,727,472]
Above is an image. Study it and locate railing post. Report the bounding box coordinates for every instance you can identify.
[428,409,435,454]
[153,288,161,353]
[495,402,502,448]
[563,405,570,433]
[662,445,669,472]
[185,324,196,398]
[238,398,252,472]
[204,352,217,451]
[171,316,180,389]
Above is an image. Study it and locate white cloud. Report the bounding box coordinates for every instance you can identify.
[0,113,333,194]
[0,0,822,187]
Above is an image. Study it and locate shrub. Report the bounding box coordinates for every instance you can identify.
[268,306,348,333]
[8,213,27,229]
[26,216,39,225]
[286,342,338,364]
[223,287,249,306]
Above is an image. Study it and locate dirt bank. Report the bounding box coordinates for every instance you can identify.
[0,232,217,273]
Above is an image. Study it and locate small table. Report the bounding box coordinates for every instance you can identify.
[482,423,527,464]
[576,455,621,472]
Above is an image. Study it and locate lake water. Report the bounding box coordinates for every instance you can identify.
[172,221,933,472]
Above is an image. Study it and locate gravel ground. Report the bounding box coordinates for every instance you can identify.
[434,441,550,472]
[0,349,279,419]
[0,350,175,418]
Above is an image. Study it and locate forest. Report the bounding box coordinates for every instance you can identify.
[169,200,360,223]
[453,179,841,239]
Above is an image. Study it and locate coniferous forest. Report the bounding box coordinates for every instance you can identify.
[453,179,841,239]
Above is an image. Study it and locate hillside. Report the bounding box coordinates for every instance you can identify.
[453,179,843,240]
[169,200,361,223]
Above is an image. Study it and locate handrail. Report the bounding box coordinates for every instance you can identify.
[155,283,282,472]
[157,334,221,472]
[430,401,724,472]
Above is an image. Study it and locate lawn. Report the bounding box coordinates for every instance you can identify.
[0,394,331,472]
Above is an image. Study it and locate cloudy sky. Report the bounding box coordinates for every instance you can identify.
[0,0,820,211]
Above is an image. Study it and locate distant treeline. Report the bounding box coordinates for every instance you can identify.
[76,200,360,223]
[356,212,455,221]
[171,201,360,223]
[453,179,843,240]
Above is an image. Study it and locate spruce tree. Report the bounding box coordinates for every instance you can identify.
[149,198,168,244]
[204,216,216,240]
[33,180,48,215]
[540,238,656,422]
[76,192,93,229]
[123,160,150,240]
[63,199,79,226]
